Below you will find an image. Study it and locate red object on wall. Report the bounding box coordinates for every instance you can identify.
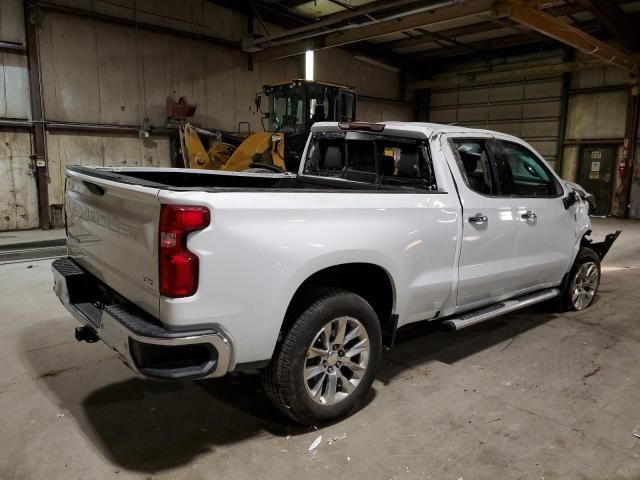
[166,96,197,121]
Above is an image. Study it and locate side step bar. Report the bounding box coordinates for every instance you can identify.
[443,288,559,331]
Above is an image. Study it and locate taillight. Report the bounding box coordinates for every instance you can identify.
[159,205,210,297]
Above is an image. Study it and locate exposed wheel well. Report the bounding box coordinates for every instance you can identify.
[281,263,396,345]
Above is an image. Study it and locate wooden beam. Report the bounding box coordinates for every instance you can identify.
[494,0,639,74]
[408,15,615,61]
[407,59,608,89]
[578,0,640,52]
[252,0,494,62]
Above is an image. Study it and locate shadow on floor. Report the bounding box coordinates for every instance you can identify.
[20,301,561,472]
[377,302,560,384]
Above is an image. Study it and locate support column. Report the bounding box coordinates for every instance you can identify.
[24,0,50,229]
[623,87,640,217]
[612,87,639,217]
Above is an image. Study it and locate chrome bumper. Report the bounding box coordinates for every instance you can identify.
[52,257,232,380]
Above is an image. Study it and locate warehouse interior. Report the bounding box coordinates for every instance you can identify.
[1,0,640,478]
[1,0,640,229]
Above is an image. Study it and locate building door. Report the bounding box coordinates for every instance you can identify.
[578,146,616,216]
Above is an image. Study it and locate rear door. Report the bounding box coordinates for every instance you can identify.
[445,136,521,308]
[65,168,162,317]
[489,139,574,289]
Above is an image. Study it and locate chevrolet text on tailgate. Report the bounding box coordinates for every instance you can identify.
[53,121,620,425]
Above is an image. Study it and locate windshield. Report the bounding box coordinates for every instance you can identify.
[269,86,305,133]
[302,131,437,190]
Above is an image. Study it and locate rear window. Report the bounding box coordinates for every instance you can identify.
[303,131,437,191]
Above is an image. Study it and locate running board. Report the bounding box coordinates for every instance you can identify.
[443,288,559,331]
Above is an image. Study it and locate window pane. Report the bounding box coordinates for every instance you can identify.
[492,141,559,196]
[336,92,355,122]
[452,140,493,195]
[303,133,436,190]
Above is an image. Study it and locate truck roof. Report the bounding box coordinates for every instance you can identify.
[310,121,504,139]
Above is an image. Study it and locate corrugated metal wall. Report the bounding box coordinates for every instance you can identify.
[0,0,37,230]
[38,8,300,132]
[429,76,564,169]
[315,49,414,122]
[0,0,28,120]
[0,131,38,230]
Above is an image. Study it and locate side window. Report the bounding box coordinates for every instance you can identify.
[306,136,345,174]
[452,140,494,195]
[377,142,436,190]
[491,141,560,197]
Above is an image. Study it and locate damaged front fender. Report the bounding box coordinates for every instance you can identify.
[582,230,622,260]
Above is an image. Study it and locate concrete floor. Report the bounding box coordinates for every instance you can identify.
[1,218,639,480]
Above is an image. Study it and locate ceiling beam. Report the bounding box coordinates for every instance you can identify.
[278,0,312,8]
[409,14,629,62]
[384,20,511,51]
[209,0,306,30]
[381,1,585,51]
[251,0,421,45]
[209,0,412,70]
[411,32,549,61]
[252,0,494,62]
[407,59,611,89]
[578,0,640,52]
[493,0,639,74]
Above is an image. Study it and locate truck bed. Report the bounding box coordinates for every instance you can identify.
[68,166,424,192]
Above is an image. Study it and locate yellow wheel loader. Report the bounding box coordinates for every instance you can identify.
[179,79,356,173]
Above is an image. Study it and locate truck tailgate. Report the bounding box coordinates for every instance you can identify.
[65,169,162,318]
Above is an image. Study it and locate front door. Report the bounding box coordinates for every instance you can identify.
[577,146,615,216]
[490,139,576,290]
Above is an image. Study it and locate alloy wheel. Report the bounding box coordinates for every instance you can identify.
[571,261,599,310]
[303,316,370,406]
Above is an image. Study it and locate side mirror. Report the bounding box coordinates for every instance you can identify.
[563,191,579,210]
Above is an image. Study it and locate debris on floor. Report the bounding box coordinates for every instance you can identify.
[308,435,322,452]
[327,433,347,445]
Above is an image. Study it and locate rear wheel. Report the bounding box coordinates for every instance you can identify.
[563,247,601,311]
[262,288,381,425]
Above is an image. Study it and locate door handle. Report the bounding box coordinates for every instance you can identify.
[468,214,488,225]
[521,211,537,221]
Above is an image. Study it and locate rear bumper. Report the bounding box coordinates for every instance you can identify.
[52,257,232,380]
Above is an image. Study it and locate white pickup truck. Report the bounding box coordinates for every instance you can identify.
[52,121,619,425]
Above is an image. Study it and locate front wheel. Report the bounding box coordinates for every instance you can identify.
[563,247,601,311]
[262,288,381,425]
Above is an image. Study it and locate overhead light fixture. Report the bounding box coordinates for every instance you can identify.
[305,50,314,81]
[354,55,401,73]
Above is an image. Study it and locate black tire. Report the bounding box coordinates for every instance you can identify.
[561,246,601,311]
[261,288,382,425]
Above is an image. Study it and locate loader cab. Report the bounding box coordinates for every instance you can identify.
[258,80,357,134]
